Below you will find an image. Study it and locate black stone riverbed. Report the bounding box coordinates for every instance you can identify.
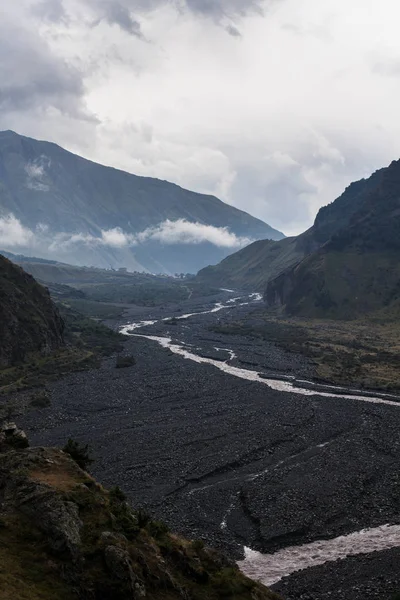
[20,291,400,599]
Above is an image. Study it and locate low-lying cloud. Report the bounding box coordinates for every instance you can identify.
[0,215,35,247]
[0,215,251,256]
[138,219,252,247]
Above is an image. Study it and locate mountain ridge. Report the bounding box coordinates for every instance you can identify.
[197,161,398,306]
[265,159,400,318]
[0,253,64,367]
[0,130,284,274]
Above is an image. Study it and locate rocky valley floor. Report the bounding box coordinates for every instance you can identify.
[17,291,400,600]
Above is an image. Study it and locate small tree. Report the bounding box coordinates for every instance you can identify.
[116,355,136,368]
[63,438,93,470]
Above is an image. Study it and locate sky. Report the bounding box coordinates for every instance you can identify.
[2,0,400,236]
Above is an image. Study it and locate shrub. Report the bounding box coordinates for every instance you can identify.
[30,390,51,408]
[146,519,169,540]
[63,438,93,471]
[115,355,136,369]
[192,539,205,552]
[135,508,151,529]
[109,491,139,540]
[109,485,127,502]
[165,317,178,326]
[4,432,29,450]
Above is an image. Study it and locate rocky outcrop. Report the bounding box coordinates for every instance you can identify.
[0,421,29,452]
[198,159,399,299]
[265,159,400,319]
[0,253,64,367]
[0,443,280,600]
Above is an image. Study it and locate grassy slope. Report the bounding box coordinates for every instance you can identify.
[0,254,64,368]
[278,249,400,319]
[212,312,400,392]
[0,302,124,398]
[197,237,303,291]
[8,258,219,307]
[0,446,279,600]
[197,162,395,295]
[265,159,400,320]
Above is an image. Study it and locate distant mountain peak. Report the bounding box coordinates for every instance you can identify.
[0,130,284,274]
[198,159,400,320]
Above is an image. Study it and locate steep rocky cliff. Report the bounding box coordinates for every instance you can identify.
[265,160,400,318]
[199,159,400,319]
[0,437,279,600]
[0,253,64,367]
[197,165,386,291]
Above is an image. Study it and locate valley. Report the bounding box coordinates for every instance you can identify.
[18,289,400,600]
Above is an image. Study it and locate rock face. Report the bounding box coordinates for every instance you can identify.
[0,130,284,273]
[265,159,400,318]
[0,253,64,367]
[0,421,29,452]
[197,164,379,291]
[0,443,280,600]
[199,158,400,319]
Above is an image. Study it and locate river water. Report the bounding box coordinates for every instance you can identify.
[121,292,400,587]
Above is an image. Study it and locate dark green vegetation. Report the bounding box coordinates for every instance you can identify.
[3,251,219,307]
[0,253,64,369]
[116,355,136,369]
[63,438,94,471]
[0,130,283,273]
[0,255,125,402]
[0,444,279,600]
[265,159,400,319]
[0,299,124,398]
[197,237,303,291]
[58,303,124,357]
[203,159,400,391]
[212,313,400,391]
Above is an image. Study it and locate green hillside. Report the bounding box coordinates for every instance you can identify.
[265,159,400,319]
[0,254,64,368]
[197,237,303,291]
[198,159,400,318]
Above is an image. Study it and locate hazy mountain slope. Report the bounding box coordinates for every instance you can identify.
[0,253,64,367]
[265,159,400,318]
[0,130,283,273]
[197,237,303,291]
[197,162,391,292]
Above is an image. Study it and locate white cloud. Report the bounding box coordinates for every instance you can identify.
[51,220,249,249]
[4,0,400,235]
[0,215,35,247]
[100,227,137,247]
[0,215,248,254]
[25,156,51,191]
[138,219,251,247]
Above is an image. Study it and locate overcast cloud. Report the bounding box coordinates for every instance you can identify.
[2,0,400,234]
[1,214,250,254]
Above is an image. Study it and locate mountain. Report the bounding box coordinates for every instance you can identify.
[198,162,395,299]
[0,130,284,274]
[0,433,279,600]
[265,159,400,318]
[0,253,64,367]
[196,237,303,291]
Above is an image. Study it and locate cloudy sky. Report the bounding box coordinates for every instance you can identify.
[2,0,400,235]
